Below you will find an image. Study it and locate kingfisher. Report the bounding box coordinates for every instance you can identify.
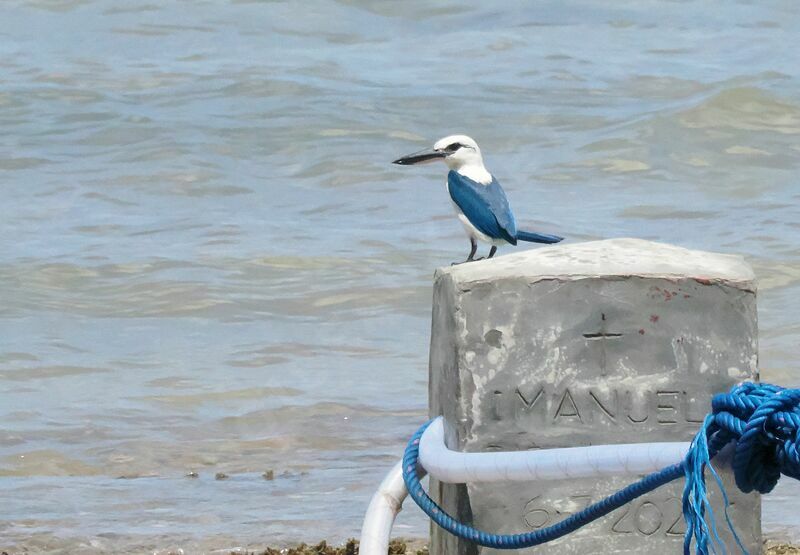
[393,135,563,263]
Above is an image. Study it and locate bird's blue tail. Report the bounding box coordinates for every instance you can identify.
[516,230,563,244]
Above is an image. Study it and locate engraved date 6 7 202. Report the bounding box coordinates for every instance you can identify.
[523,494,685,537]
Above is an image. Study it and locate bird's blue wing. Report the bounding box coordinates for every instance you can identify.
[447,171,517,244]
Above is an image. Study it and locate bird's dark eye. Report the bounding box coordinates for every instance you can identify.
[445,142,465,152]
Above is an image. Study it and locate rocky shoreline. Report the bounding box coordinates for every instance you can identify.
[219,539,798,555]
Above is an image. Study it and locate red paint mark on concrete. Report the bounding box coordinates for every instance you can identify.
[639,329,645,335]
[650,315,660,323]
[695,277,712,285]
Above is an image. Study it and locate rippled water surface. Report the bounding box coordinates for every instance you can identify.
[2,1,800,552]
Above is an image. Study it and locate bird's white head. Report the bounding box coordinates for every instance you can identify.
[433,135,483,171]
[393,134,492,183]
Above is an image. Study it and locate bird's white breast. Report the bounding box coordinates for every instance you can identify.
[457,164,492,185]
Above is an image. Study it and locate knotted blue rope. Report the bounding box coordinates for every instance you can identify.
[402,382,800,554]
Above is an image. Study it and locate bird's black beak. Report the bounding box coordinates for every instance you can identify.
[392,148,446,165]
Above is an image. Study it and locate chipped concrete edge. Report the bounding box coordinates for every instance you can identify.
[433,239,757,293]
[433,270,756,294]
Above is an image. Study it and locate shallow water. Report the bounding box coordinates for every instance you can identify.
[1,0,800,551]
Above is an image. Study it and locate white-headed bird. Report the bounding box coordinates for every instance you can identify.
[393,135,563,263]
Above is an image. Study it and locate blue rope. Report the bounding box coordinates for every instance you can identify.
[402,382,800,554]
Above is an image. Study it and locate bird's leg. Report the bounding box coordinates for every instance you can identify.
[488,246,497,259]
[452,238,478,265]
[467,237,478,262]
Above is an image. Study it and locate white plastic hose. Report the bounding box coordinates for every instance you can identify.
[359,417,691,555]
[419,416,690,483]
[359,460,424,555]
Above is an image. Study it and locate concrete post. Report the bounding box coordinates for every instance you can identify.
[429,238,761,554]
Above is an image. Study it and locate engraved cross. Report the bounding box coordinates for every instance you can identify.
[583,313,623,375]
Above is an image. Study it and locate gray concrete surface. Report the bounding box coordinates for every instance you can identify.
[428,238,761,555]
